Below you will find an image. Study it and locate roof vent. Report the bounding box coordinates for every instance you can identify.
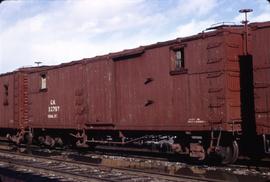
[206,22,237,31]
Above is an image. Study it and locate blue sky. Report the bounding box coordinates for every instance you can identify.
[0,0,270,73]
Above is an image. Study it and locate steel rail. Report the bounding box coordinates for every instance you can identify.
[0,148,227,182]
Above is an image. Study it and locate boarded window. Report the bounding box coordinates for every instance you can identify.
[3,84,8,105]
[170,46,187,75]
[41,74,47,90]
[175,48,185,70]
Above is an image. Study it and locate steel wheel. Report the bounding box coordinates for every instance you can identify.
[218,141,239,164]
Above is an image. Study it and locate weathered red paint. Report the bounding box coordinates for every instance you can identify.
[250,22,270,135]
[0,72,16,128]
[28,64,84,129]
[0,70,30,130]
[18,25,246,133]
[0,21,269,139]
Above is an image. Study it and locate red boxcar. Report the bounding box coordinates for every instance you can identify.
[250,22,270,155]
[0,69,32,142]
[0,72,16,130]
[15,24,246,164]
[40,30,243,129]
[251,22,270,134]
[1,21,269,164]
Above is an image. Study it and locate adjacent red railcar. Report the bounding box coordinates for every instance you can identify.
[0,68,48,143]
[1,21,269,164]
[0,70,30,130]
[250,22,270,155]
[0,72,17,130]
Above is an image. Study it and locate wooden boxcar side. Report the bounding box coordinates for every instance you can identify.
[104,28,244,133]
[84,58,114,127]
[25,26,245,134]
[28,63,86,129]
[0,70,31,144]
[3,22,270,162]
[0,73,16,129]
[251,22,270,135]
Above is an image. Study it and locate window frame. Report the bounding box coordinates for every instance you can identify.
[169,44,188,75]
[3,84,9,106]
[40,73,48,91]
[175,49,185,70]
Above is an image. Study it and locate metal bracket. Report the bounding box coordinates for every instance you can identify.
[263,134,270,154]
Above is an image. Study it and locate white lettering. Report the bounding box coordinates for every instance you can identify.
[50,99,56,105]
[48,114,58,118]
[48,106,60,112]
[187,118,206,124]
[48,99,60,119]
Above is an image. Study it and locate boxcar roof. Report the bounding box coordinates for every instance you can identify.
[26,24,242,74]
[0,66,51,77]
[1,21,269,76]
[250,21,270,29]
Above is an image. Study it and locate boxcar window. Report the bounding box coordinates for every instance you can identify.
[169,46,187,75]
[41,74,47,90]
[175,48,184,70]
[3,84,8,105]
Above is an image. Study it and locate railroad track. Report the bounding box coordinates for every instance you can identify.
[0,149,229,182]
[0,142,269,181]
[2,140,270,168]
